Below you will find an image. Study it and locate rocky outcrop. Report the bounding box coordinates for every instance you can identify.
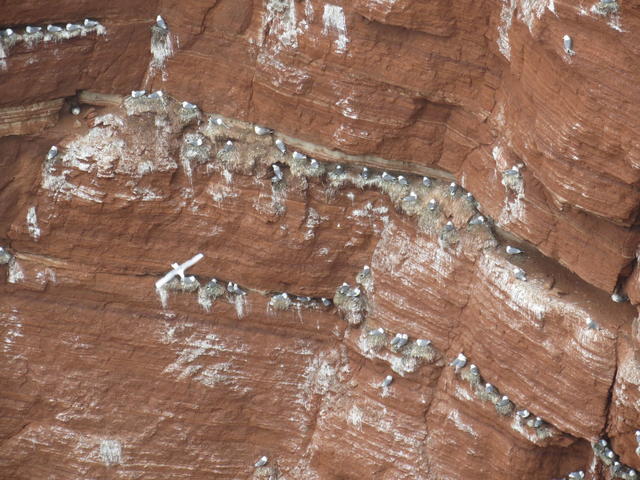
[1,1,640,479]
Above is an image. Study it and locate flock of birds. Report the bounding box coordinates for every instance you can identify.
[0,18,104,53]
[0,8,631,476]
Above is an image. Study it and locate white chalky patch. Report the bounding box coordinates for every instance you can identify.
[447,409,479,438]
[26,206,40,240]
[99,439,122,466]
[322,5,349,54]
[8,260,24,284]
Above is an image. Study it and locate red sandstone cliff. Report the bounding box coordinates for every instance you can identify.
[1,1,640,479]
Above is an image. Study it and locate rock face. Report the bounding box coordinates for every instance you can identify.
[1,2,640,479]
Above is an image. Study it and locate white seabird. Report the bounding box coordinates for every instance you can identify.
[254,125,272,136]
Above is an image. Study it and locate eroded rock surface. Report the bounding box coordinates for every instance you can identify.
[1,2,640,479]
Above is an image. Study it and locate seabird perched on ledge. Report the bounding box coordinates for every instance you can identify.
[292,151,307,161]
[46,146,58,160]
[275,139,286,153]
[390,333,408,349]
[254,125,273,136]
[131,90,146,98]
[334,164,345,174]
[181,101,197,110]
[148,90,164,99]
[449,182,458,196]
[0,28,15,37]
[66,23,82,31]
[443,221,455,232]
[422,176,432,187]
[156,15,168,30]
[428,199,438,211]
[450,353,467,370]
[403,191,418,203]
[611,292,628,303]
[369,327,385,337]
[84,19,99,28]
[503,165,520,176]
[361,167,369,179]
[397,175,408,186]
[47,25,63,33]
[222,140,234,153]
[381,171,395,182]
[321,297,332,307]
[563,34,573,55]
[211,117,227,128]
[25,26,42,34]
[468,215,485,226]
[513,267,527,281]
[254,456,268,468]
[516,409,530,419]
[271,164,283,182]
[382,375,393,387]
[505,245,522,255]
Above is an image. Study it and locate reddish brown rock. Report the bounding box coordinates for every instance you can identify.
[2,1,640,479]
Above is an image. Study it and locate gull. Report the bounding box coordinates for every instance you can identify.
[84,19,99,28]
[148,90,164,99]
[381,171,395,182]
[513,267,527,281]
[47,25,63,33]
[443,221,455,232]
[321,298,332,307]
[611,292,628,303]
[468,215,485,226]
[254,125,273,135]
[485,383,498,395]
[506,245,522,255]
[402,191,418,203]
[568,471,585,480]
[210,117,227,128]
[254,456,268,468]
[422,176,432,187]
[428,199,438,211]
[187,136,204,147]
[25,26,42,34]
[346,286,361,297]
[361,167,369,179]
[47,146,58,160]
[292,151,307,161]
[496,395,510,407]
[275,139,286,154]
[309,159,319,170]
[563,34,573,54]
[516,409,530,419]
[155,253,204,289]
[532,417,543,428]
[382,375,393,387]
[397,175,408,186]
[449,182,458,196]
[131,90,146,98]
[71,106,81,115]
[416,339,431,347]
[503,165,520,176]
[156,15,168,30]
[66,23,82,31]
[465,192,475,203]
[369,328,385,336]
[1,28,14,37]
[334,164,344,174]
[361,265,371,276]
[390,333,408,349]
[272,165,283,181]
[450,353,467,370]
[338,283,350,295]
[181,101,197,110]
[222,140,234,153]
